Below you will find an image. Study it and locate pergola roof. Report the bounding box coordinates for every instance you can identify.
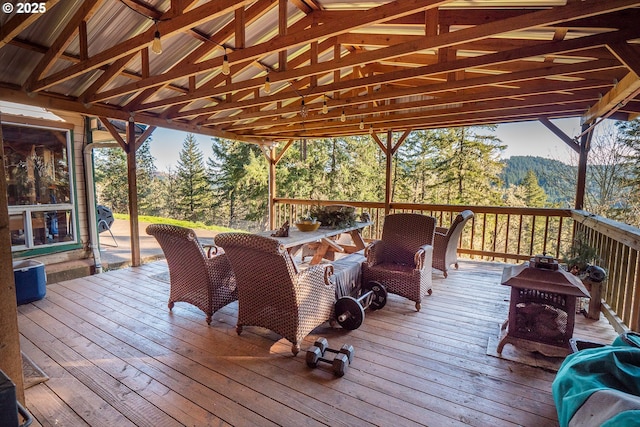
[2,0,640,144]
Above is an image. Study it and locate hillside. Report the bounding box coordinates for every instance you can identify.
[501,156,576,206]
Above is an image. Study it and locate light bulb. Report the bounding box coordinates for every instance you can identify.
[151,30,162,54]
[322,97,328,114]
[359,119,364,130]
[341,109,346,122]
[300,99,308,118]
[264,75,271,93]
[369,125,374,135]
[222,54,230,75]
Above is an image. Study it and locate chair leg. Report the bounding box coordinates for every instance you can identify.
[168,301,174,310]
[236,324,243,335]
[415,302,421,311]
[291,343,300,356]
[454,262,459,270]
[206,313,212,325]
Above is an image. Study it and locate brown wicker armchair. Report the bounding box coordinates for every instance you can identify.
[215,232,336,356]
[362,213,436,311]
[433,210,474,278]
[146,224,237,325]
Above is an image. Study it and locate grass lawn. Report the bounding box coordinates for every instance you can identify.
[113,213,240,233]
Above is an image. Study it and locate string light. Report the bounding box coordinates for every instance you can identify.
[359,118,365,130]
[151,21,162,54]
[340,109,346,122]
[264,74,271,93]
[222,53,230,75]
[322,96,328,114]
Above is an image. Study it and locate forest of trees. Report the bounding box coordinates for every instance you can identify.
[93,121,640,231]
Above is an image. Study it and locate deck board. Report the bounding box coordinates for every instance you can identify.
[19,260,619,426]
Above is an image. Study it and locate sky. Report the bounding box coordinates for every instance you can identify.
[148,117,585,171]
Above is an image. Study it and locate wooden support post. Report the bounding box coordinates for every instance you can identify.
[575,123,591,210]
[385,130,393,215]
[267,146,276,230]
[126,121,141,267]
[0,115,25,404]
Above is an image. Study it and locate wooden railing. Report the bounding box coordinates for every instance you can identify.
[572,211,640,332]
[274,198,574,263]
[274,199,640,332]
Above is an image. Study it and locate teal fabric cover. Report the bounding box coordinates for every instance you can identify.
[552,333,640,427]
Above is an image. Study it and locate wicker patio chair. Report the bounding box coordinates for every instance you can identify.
[433,210,474,278]
[362,213,436,311]
[146,224,237,325]
[215,232,336,356]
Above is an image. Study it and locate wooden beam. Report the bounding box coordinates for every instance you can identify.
[130,25,637,115]
[575,123,592,210]
[581,70,640,125]
[391,129,412,155]
[0,0,61,46]
[91,0,448,103]
[200,59,619,127]
[98,116,127,150]
[81,53,137,102]
[24,0,103,90]
[385,130,393,215]
[539,117,580,153]
[219,78,609,130]
[134,125,156,152]
[608,42,640,76]
[29,0,252,92]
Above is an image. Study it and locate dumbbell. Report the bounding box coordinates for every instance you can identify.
[306,337,355,377]
[334,281,388,330]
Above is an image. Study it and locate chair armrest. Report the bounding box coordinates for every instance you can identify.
[435,226,448,235]
[414,244,433,270]
[364,240,384,263]
[203,244,220,258]
[298,264,334,287]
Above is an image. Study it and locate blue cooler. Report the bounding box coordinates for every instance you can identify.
[13,260,46,305]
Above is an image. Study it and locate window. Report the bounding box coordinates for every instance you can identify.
[3,123,76,250]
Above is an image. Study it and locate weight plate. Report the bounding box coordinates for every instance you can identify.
[314,337,329,354]
[306,346,322,368]
[335,296,365,330]
[368,282,388,310]
[339,344,355,363]
[332,353,349,377]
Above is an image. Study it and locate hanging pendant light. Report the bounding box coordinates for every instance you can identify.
[151,21,162,54]
[359,118,365,130]
[340,109,346,122]
[322,96,328,114]
[369,125,374,135]
[264,74,271,93]
[222,53,230,75]
[300,99,308,118]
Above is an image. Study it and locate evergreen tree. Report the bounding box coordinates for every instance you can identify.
[208,138,265,229]
[94,139,156,215]
[521,170,548,207]
[429,126,506,205]
[175,134,209,222]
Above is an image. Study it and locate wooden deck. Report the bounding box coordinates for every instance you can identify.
[18,260,619,427]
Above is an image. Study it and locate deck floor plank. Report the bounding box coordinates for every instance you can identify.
[20,260,620,426]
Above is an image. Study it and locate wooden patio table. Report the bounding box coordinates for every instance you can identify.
[256,221,373,265]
